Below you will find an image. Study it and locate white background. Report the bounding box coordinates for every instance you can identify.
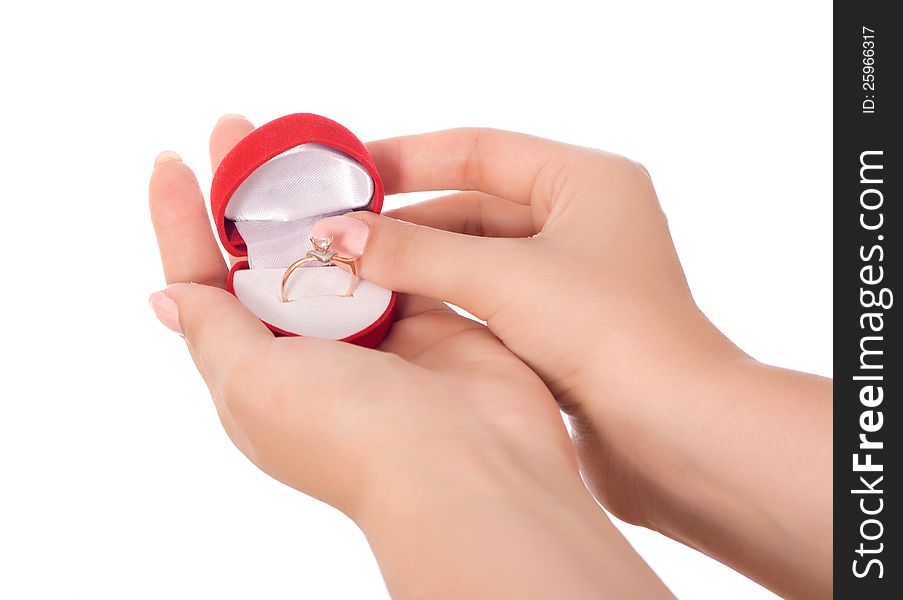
[0,1,831,598]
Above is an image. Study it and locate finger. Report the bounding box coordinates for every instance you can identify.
[210,114,255,172]
[149,153,229,287]
[392,294,455,320]
[368,128,656,235]
[311,213,524,319]
[153,283,274,395]
[366,128,585,223]
[385,191,536,237]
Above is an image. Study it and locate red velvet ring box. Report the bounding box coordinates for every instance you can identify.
[211,113,396,347]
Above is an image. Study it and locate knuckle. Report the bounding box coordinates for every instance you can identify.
[180,287,230,339]
[463,128,485,190]
[621,156,653,182]
[630,159,651,179]
[463,194,485,236]
[578,146,651,180]
[605,153,654,185]
[384,221,424,272]
[570,151,656,203]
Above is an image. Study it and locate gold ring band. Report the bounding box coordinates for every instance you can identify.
[280,236,358,302]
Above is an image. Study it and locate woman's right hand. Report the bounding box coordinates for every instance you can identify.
[311,128,832,599]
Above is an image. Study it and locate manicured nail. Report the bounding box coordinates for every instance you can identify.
[311,215,371,258]
[217,113,246,124]
[154,151,181,167]
[149,291,182,334]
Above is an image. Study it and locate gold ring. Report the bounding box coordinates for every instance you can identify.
[280,236,358,302]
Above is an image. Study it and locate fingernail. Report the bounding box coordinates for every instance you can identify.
[149,291,182,334]
[217,113,246,124]
[311,215,371,258]
[154,151,181,167]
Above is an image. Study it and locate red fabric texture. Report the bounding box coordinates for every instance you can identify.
[211,113,385,257]
[213,114,394,346]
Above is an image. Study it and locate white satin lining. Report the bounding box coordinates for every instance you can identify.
[232,268,392,339]
[226,144,374,268]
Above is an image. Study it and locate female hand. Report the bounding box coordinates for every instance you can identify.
[311,128,832,599]
[149,116,672,600]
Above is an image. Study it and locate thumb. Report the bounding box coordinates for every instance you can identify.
[311,213,521,319]
[150,283,273,391]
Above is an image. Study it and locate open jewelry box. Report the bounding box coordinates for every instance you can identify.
[211,114,396,347]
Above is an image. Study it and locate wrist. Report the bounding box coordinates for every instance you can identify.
[351,440,670,599]
[351,435,580,530]
[579,353,832,598]
[568,306,750,528]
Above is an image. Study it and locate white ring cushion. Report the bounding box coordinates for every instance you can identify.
[225,144,392,339]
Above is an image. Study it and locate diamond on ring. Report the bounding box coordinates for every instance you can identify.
[280,236,358,302]
[308,236,337,262]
